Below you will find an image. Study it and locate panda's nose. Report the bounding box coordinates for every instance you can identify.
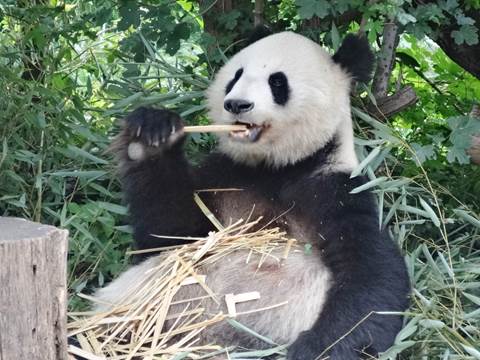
[224,99,254,114]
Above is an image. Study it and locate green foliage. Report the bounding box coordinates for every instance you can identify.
[291,0,479,48]
[295,0,331,19]
[451,24,479,45]
[1,0,480,358]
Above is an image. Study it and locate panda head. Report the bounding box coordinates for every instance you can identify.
[206,31,374,170]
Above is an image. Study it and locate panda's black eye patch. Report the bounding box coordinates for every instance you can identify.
[225,68,244,95]
[268,72,289,105]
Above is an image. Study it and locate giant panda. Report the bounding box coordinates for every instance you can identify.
[95,29,410,359]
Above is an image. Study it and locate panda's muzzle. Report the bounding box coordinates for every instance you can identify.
[229,121,266,142]
[224,99,254,114]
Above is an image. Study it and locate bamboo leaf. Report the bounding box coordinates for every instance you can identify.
[350,177,388,194]
[454,209,480,228]
[351,146,382,178]
[419,197,441,227]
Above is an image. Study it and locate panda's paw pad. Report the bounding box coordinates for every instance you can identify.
[123,107,184,159]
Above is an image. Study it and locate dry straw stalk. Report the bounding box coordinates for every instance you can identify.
[68,207,296,359]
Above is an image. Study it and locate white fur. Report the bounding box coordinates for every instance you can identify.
[94,246,331,347]
[127,142,145,161]
[207,31,358,170]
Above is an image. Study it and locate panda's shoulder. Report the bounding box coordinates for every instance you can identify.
[285,171,377,208]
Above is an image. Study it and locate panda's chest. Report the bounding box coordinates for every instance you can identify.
[201,188,313,245]
[203,189,279,227]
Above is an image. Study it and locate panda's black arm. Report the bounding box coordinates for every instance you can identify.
[282,175,409,359]
[114,107,213,253]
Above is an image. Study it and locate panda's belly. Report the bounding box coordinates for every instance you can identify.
[94,189,332,348]
[94,247,331,349]
[172,247,331,348]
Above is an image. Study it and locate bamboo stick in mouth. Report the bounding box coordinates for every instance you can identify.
[183,124,247,133]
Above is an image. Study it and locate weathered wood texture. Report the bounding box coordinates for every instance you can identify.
[0,217,68,360]
[468,104,480,165]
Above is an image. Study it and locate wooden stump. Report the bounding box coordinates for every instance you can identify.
[0,217,68,360]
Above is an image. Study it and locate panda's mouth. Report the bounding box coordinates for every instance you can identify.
[229,121,267,142]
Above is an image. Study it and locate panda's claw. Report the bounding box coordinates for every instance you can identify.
[152,134,160,147]
[122,107,185,158]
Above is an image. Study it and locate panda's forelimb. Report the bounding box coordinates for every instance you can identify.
[281,174,409,359]
[113,107,213,257]
[287,266,407,360]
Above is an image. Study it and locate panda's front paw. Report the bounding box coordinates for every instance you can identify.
[121,107,185,161]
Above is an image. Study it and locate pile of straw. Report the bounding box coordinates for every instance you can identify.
[67,208,296,359]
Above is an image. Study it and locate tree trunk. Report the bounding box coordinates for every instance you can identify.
[468,104,480,165]
[372,21,399,99]
[0,217,68,360]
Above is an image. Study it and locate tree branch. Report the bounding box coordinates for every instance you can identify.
[367,85,418,119]
[368,19,418,119]
[372,21,399,99]
[254,0,264,26]
[468,104,480,165]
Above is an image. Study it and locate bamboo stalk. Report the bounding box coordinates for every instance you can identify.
[183,124,246,133]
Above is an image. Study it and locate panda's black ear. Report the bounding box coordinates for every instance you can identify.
[245,25,273,46]
[332,34,374,83]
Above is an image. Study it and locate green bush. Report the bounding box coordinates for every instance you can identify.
[1,1,479,357]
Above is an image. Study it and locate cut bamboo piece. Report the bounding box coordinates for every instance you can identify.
[183,124,247,133]
[225,291,261,317]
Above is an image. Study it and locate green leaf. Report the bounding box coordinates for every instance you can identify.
[419,319,445,329]
[50,170,107,179]
[442,0,459,11]
[447,145,470,164]
[350,177,388,194]
[464,292,480,306]
[296,0,331,19]
[218,11,241,30]
[456,14,475,26]
[411,143,436,164]
[351,146,382,178]
[226,319,279,345]
[97,202,128,215]
[397,12,417,25]
[451,25,479,45]
[65,145,108,165]
[118,0,140,31]
[174,22,191,40]
[446,116,480,163]
[418,197,441,227]
[461,345,480,359]
[454,209,480,228]
[331,22,340,51]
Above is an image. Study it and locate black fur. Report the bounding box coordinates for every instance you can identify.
[116,107,410,359]
[269,71,290,105]
[114,107,212,254]
[332,34,375,83]
[246,25,273,46]
[225,68,244,95]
